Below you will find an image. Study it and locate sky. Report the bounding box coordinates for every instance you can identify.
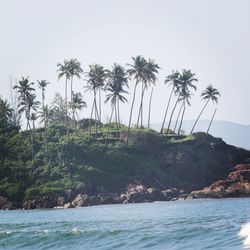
[0,0,250,126]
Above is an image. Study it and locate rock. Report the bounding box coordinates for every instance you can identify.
[146,188,165,201]
[72,194,89,207]
[64,202,73,209]
[98,192,120,205]
[0,196,12,210]
[161,188,180,201]
[57,196,65,206]
[191,164,250,198]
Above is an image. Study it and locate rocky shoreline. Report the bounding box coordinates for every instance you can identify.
[1,164,249,210]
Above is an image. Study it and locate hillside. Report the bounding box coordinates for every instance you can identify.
[152,120,250,150]
[0,121,250,209]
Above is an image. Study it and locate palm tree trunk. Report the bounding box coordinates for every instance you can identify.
[106,104,115,144]
[99,88,102,123]
[160,87,174,133]
[94,91,100,136]
[117,99,121,128]
[70,76,74,102]
[173,103,183,133]
[178,102,186,135]
[127,82,138,143]
[166,94,180,135]
[207,108,217,134]
[89,98,95,138]
[148,87,153,129]
[114,98,119,138]
[65,77,68,118]
[136,85,146,129]
[190,99,210,135]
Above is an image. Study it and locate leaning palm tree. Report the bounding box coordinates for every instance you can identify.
[57,60,71,117]
[126,56,147,140]
[136,58,159,128]
[105,67,128,140]
[85,64,106,136]
[69,92,87,127]
[166,70,197,135]
[160,71,181,133]
[190,85,220,134]
[68,58,83,102]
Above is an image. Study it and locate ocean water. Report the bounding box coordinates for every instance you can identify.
[0,198,250,250]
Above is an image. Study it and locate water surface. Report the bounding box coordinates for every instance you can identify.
[0,198,250,249]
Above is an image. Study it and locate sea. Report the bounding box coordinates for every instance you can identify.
[0,198,250,250]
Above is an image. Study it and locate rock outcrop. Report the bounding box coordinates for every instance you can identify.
[0,196,12,210]
[191,164,250,198]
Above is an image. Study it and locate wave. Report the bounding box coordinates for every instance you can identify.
[239,222,250,248]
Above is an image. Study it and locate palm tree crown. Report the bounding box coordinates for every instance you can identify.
[201,84,220,103]
[57,60,71,80]
[85,64,106,91]
[105,64,129,105]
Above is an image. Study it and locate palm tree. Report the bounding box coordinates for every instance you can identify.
[126,56,147,140]
[85,64,106,136]
[105,64,128,140]
[207,108,217,134]
[69,92,87,126]
[14,77,35,130]
[0,98,13,121]
[68,58,83,102]
[166,70,197,135]
[190,85,220,134]
[37,80,50,157]
[57,60,71,118]
[160,71,181,133]
[137,58,159,129]
[37,80,50,125]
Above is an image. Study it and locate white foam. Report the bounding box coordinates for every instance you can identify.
[239,222,250,248]
[43,229,49,234]
[71,228,83,235]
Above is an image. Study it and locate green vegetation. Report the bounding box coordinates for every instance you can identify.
[0,55,226,203]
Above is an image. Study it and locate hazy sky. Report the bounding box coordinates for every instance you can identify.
[0,0,250,126]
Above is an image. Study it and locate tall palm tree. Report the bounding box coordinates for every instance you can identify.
[106,64,129,127]
[126,56,147,140]
[14,77,35,130]
[160,71,181,133]
[37,80,50,126]
[85,64,106,136]
[137,58,159,128]
[68,58,83,102]
[57,60,71,118]
[190,85,220,134]
[69,92,87,126]
[37,80,50,157]
[166,70,197,135]
[105,64,128,140]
